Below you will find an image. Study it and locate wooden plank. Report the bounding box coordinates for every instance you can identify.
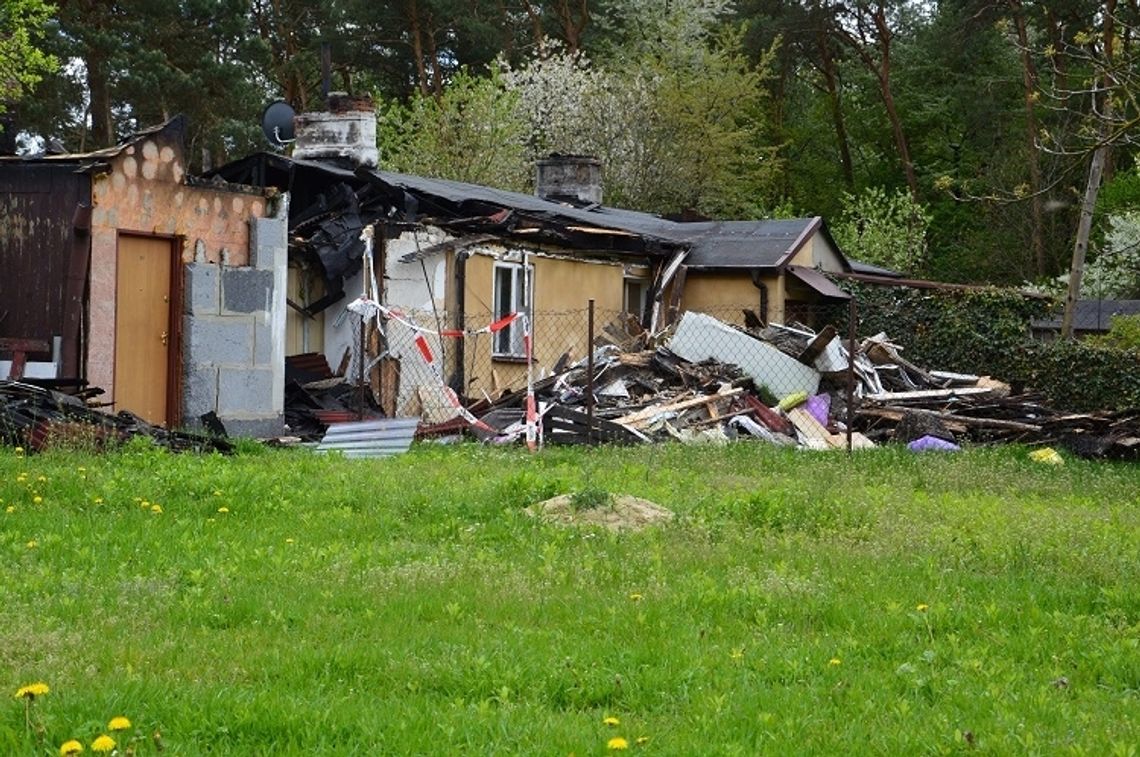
[861,405,1041,433]
[614,388,743,429]
[865,387,993,402]
[786,406,843,449]
[796,325,837,365]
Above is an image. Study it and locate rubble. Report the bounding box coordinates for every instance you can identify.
[459,313,1140,459]
[0,381,232,453]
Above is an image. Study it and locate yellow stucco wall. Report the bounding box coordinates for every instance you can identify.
[87,133,268,399]
[678,272,765,326]
[789,230,845,271]
[462,250,626,393]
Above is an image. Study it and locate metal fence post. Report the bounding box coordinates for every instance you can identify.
[586,299,596,441]
[846,297,856,455]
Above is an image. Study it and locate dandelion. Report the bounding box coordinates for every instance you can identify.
[59,739,83,755]
[33,496,43,504]
[628,593,643,602]
[150,504,163,514]
[285,538,295,544]
[636,736,650,745]
[14,682,49,699]
[14,446,24,455]
[607,736,629,750]
[5,505,14,513]
[829,658,841,666]
[916,603,929,612]
[108,716,131,731]
[603,716,620,726]
[91,735,115,752]
[217,507,229,513]
[93,497,103,505]
[26,540,38,549]
[36,475,46,482]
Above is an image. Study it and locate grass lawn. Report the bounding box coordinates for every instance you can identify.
[1,440,1138,755]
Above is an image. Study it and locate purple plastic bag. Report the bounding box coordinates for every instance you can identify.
[907,435,961,453]
[805,393,831,426]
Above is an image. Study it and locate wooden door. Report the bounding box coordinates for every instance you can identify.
[114,235,174,425]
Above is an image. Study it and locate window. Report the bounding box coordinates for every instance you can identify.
[623,277,648,321]
[493,262,533,358]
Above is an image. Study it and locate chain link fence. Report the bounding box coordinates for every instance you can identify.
[336,300,864,450]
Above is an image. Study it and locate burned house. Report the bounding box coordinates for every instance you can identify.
[0,117,288,435]
[210,98,857,420]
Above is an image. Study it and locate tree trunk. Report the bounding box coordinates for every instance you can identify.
[87,51,114,148]
[1061,144,1107,338]
[1010,0,1045,276]
[407,0,429,96]
[871,6,917,199]
[817,29,855,190]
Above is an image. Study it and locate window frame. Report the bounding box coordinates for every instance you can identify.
[491,261,534,360]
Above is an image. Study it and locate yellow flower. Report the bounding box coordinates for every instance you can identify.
[829,658,841,666]
[108,716,131,731]
[26,540,38,549]
[603,716,620,726]
[14,682,49,699]
[217,507,230,513]
[636,736,650,745]
[607,736,629,750]
[59,739,84,755]
[285,538,295,544]
[33,496,43,504]
[14,446,24,455]
[5,505,14,513]
[628,593,643,602]
[36,475,46,482]
[93,497,104,504]
[916,603,929,612]
[91,735,115,752]
[150,504,163,514]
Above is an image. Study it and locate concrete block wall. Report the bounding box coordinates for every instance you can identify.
[181,204,288,437]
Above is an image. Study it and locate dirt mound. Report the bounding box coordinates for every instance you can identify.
[526,494,674,531]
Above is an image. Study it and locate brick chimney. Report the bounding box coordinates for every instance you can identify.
[293,92,379,168]
[536,154,602,205]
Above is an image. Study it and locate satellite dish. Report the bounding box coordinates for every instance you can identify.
[261,100,296,146]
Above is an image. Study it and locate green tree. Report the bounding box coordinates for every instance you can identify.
[378,69,529,189]
[832,186,932,274]
[0,0,57,115]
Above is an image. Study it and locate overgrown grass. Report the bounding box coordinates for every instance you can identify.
[1,440,1138,754]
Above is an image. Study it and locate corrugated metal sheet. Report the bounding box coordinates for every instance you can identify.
[315,417,420,458]
[0,163,90,376]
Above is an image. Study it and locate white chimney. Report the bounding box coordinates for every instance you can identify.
[293,93,379,168]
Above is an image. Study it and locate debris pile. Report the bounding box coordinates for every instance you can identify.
[467,311,1140,459]
[0,381,232,453]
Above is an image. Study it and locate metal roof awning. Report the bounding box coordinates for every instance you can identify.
[786,265,851,300]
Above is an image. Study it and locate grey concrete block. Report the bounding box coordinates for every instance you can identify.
[184,263,219,315]
[218,366,276,416]
[251,217,287,270]
[222,268,274,314]
[182,365,219,418]
[222,415,285,439]
[186,316,253,365]
[253,319,273,366]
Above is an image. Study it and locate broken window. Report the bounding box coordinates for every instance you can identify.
[623,277,648,320]
[493,262,533,359]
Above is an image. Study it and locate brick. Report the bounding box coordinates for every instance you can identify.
[185,316,253,365]
[184,262,219,315]
[218,366,277,415]
[222,268,273,314]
